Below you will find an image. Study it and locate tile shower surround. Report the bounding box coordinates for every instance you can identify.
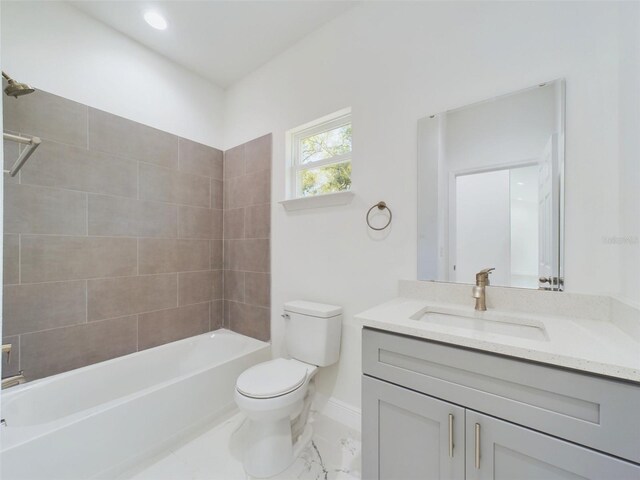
[2,89,271,381]
[223,135,271,342]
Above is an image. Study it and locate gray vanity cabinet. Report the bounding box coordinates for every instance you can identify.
[465,411,640,480]
[362,328,640,480]
[362,376,465,480]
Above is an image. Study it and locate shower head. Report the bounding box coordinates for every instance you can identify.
[2,72,35,98]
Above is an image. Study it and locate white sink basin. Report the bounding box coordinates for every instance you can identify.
[412,309,549,342]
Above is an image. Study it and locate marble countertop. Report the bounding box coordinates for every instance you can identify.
[356,296,640,383]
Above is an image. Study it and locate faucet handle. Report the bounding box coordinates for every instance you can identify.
[475,267,495,285]
[1,344,11,364]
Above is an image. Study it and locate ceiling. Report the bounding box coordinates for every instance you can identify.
[69,1,355,89]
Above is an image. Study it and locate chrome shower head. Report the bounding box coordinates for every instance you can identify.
[2,72,35,98]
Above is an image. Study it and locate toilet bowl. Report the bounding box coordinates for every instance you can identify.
[234,300,342,478]
[235,358,318,477]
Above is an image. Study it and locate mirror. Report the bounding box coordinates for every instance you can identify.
[417,80,565,290]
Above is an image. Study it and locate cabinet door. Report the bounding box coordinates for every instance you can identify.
[362,375,465,480]
[466,410,640,480]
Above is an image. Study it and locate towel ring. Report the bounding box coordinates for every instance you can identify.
[366,201,392,231]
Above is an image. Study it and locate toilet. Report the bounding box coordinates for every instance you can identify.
[234,300,342,478]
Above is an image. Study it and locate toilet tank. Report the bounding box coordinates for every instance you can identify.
[283,300,342,367]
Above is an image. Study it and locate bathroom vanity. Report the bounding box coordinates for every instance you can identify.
[384,78,640,479]
[358,282,640,480]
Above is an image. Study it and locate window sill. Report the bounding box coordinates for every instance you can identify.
[279,191,355,212]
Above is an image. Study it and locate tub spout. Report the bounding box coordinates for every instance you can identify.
[2,343,12,363]
[2,371,26,389]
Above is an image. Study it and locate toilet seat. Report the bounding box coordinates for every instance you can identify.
[236,359,309,399]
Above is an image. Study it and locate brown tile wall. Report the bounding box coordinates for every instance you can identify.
[2,89,225,381]
[223,135,271,341]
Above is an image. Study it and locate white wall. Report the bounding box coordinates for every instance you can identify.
[224,1,640,410]
[617,3,640,307]
[1,2,225,147]
[445,84,556,172]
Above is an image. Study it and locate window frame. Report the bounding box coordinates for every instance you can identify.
[288,109,352,199]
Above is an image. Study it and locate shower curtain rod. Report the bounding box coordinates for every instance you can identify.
[3,131,41,177]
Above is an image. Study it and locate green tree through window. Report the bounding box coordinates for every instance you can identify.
[299,124,352,196]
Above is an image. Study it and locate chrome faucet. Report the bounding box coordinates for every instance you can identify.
[472,268,495,311]
[1,344,26,389]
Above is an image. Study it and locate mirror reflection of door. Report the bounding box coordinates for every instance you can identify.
[538,135,559,289]
[453,164,539,288]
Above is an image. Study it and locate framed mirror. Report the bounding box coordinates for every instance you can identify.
[417,80,565,290]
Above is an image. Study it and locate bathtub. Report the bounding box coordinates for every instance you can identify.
[0,329,270,480]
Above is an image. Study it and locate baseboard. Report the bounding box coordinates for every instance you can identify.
[313,393,361,432]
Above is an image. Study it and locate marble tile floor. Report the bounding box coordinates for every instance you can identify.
[124,411,361,480]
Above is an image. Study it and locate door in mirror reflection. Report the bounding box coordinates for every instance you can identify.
[455,164,540,288]
[417,80,564,290]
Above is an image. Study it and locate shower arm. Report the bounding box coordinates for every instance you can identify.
[3,132,41,177]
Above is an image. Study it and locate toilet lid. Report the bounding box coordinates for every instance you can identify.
[236,359,308,399]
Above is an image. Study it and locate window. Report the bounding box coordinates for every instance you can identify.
[288,109,352,198]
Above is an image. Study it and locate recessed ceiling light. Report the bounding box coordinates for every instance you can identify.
[144,11,167,30]
[516,182,524,186]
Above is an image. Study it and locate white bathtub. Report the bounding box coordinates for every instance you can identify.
[0,329,270,480]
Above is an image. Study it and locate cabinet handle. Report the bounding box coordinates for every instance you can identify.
[475,423,481,469]
[448,414,454,457]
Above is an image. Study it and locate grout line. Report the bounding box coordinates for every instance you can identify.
[15,232,218,240]
[6,133,89,153]
[137,158,215,181]
[12,312,152,342]
[18,335,22,373]
[225,269,271,275]
[13,179,216,209]
[88,302,213,332]
[225,299,270,310]
[221,250,225,327]
[85,105,89,149]
[14,182,136,201]
[85,280,89,324]
[7,270,214,288]
[40,129,218,177]
[177,138,180,172]
[85,193,89,236]
[4,278,91,287]
[176,206,180,238]
[137,161,140,201]
[240,271,246,304]
[15,313,141,338]
[18,233,21,284]
[17,140,22,184]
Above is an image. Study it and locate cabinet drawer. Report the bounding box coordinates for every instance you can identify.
[363,328,640,463]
